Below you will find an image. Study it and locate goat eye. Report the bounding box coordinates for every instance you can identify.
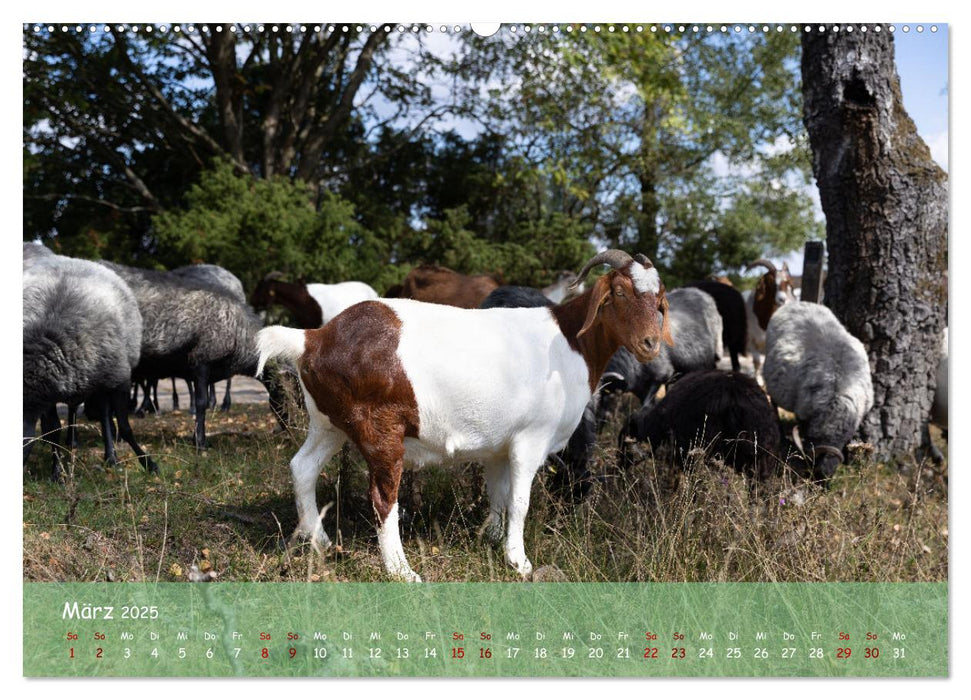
[614,287,625,297]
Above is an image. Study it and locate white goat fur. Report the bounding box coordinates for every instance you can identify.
[258,298,603,581]
[306,281,379,324]
[743,283,797,383]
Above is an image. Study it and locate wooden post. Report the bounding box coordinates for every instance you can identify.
[800,240,826,303]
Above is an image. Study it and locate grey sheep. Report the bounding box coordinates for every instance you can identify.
[480,285,554,310]
[133,263,246,414]
[762,302,874,481]
[98,261,274,450]
[23,245,157,478]
[172,263,246,302]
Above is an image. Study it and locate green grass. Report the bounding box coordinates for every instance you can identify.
[23,400,948,583]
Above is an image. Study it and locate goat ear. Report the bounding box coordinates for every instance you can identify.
[659,291,675,347]
[577,275,612,338]
[754,277,768,302]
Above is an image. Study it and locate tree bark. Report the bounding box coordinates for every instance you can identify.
[801,26,947,461]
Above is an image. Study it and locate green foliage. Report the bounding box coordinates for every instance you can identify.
[25,26,822,290]
[450,29,820,279]
[395,207,594,287]
[152,160,391,291]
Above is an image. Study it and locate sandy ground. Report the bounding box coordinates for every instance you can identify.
[140,375,270,411]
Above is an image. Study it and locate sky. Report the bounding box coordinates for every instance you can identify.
[890,26,949,170]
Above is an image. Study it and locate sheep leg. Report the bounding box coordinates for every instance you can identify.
[220,377,233,412]
[730,349,741,373]
[110,388,159,473]
[186,378,195,415]
[23,414,37,466]
[140,379,158,415]
[170,377,179,411]
[40,406,66,482]
[95,394,121,468]
[751,351,764,386]
[290,415,344,547]
[65,402,80,450]
[504,439,545,577]
[482,461,509,544]
[358,421,419,582]
[192,366,210,450]
[207,382,217,410]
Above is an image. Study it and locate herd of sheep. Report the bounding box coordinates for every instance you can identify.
[22,243,943,581]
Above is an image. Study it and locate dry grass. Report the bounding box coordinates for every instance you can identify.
[23,400,948,583]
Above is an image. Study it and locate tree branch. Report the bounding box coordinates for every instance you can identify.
[296,27,391,182]
[26,192,158,214]
[112,30,250,174]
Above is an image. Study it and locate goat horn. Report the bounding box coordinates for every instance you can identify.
[746,258,778,273]
[570,250,636,289]
[791,425,806,455]
[812,444,845,461]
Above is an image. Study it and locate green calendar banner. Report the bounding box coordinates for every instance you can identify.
[23,583,947,677]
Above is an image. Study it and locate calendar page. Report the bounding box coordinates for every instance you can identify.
[21,20,949,678]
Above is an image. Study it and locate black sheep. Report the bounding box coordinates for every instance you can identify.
[685,279,748,372]
[480,285,555,309]
[619,370,782,480]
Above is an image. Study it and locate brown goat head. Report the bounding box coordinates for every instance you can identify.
[575,251,674,364]
[749,259,795,330]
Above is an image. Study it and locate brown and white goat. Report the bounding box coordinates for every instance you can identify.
[251,272,379,328]
[744,258,797,382]
[256,250,672,581]
[389,264,500,309]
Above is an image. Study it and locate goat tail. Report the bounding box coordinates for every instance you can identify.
[256,326,306,378]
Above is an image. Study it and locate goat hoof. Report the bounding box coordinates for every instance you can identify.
[289,527,333,555]
[390,569,422,583]
[506,553,533,578]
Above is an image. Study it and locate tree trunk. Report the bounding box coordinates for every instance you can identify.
[801,26,947,461]
[637,169,660,262]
